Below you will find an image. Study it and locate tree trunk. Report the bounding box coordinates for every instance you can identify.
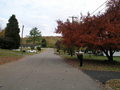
[103,50,114,62]
[70,48,75,57]
[70,50,73,57]
[107,55,113,62]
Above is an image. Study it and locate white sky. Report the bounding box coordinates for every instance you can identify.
[0,0,107,37]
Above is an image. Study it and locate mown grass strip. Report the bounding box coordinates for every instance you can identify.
[60,52,120,72]
[0,48,44,65]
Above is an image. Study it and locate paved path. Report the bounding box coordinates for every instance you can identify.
[0,48,103,90]
[83,70,120,84]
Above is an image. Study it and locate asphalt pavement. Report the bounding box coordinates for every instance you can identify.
[0,48,103,90]
[82,70,120,84]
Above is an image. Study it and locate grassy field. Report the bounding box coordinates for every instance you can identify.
[0,49,41,65]
[84,54,120,62]
[58,51,120,72]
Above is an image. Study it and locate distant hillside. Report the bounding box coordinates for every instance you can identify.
[21,36,62,48]
[43,36,61,48]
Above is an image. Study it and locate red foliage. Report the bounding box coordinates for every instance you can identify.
[56,20,80,48]
[56,0,120,61]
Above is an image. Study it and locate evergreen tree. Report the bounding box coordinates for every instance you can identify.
[5,15,20,49]
[27,27,41,46]
[41,39,47,47]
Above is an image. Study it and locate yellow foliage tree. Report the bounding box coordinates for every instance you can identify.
[0,30,5,38]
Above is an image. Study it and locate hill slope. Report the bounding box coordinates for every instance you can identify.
[22,36,61,48]
[43,36,61,48]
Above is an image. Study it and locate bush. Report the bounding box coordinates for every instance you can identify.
[22,50,26,53]
[0,37,16,49]
[41,39,47,47]
[37,47,41,51]
[31,46,34,50]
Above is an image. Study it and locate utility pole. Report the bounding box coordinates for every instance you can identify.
[21,25,24,52]
[69,16,78,23]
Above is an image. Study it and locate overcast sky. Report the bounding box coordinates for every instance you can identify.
[0,0,107,37]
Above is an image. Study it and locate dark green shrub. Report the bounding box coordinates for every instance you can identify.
[41,39,47,47]
[31,46,34,50]
[37,47,41,51]
[22,50,26,53]
[0,37,15,49]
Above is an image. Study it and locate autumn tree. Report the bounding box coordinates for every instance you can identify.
[0,29,5,38]
[100,0,120,61]
[55,40,62,54]
[56,0,120,61]
[56,20,79,56]
[82,0,120,61]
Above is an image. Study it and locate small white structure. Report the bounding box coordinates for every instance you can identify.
[27,50,37,53]
[12,49,20,51]
[103,51,120,56]
[75,51,84,55]
[113,52,120,56]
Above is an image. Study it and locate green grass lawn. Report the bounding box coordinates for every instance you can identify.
[0,48,44,65]
[0,49,35,57]
[84,54,120,62]
[0,49,22,57]
[59,51,120,72]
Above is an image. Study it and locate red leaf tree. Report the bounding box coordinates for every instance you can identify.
[56,20,79,56]
[83,0,120,61]
[56,0,120,61]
